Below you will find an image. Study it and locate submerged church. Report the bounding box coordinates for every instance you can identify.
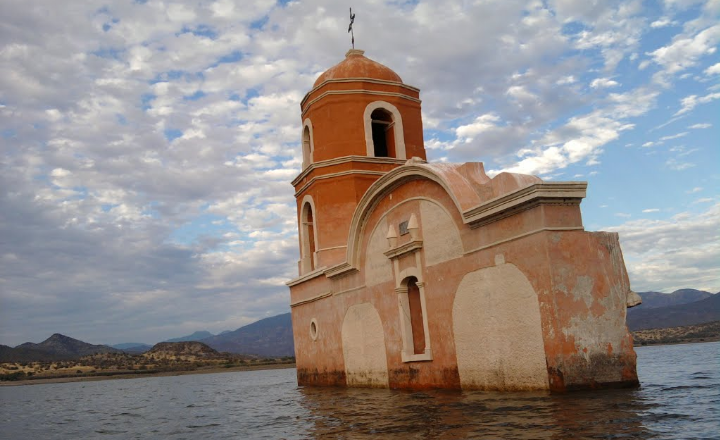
[287,49,641,391]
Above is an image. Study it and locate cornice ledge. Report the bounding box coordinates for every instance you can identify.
[384,240,423,259]
[286,267,327,287]
[302,78,420,106]
[463,182,588,226]
[291,156,406,186]
[324,262,357,279]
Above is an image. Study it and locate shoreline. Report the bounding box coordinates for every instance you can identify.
[0,363,296,387]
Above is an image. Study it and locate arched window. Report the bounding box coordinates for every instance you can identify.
[396,274,432,362]
[364,101,406,159]
[370,108,395,158]
[301,119,314,169]
[406,277,425,354]
[300,200,317,273]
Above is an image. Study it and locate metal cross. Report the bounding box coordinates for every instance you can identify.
[348,8,356,49]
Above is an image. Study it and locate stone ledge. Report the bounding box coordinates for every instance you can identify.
[464,182,587,228]
[384,240,423,260]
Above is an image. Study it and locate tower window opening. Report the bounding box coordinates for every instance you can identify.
[371,109,395,158]
[302,124,312,169]
[301,202,316,273]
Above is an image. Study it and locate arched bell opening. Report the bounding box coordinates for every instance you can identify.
[364,101,406,160]
[370,108,395,158]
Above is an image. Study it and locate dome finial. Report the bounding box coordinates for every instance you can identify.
[348,8,356,49]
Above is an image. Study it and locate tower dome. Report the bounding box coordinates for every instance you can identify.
[313,49,403,87]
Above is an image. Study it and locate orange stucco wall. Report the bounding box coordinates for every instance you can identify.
[290,178,638,391]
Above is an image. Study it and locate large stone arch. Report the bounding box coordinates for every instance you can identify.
[341,303,389,387]
[343,164,481,272]
[452,262,549,391]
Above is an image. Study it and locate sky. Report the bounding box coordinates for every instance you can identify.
[1,0,718,346]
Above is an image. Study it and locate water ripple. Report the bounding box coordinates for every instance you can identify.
[1,342,718,439]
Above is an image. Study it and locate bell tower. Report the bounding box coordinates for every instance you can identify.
[293,49,426,275]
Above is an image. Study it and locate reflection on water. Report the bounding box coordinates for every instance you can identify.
[298,386,654,439]
[0,342,717,439]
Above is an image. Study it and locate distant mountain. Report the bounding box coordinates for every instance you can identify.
[628,293,720,331]
[201,313,294,357]
[112,342,150,350]
[164,331,215,343]
[630,289,713,311]
[143,341,221,360]
[632,321,720,345]
[112,343,153,354]
[1,334,120,362]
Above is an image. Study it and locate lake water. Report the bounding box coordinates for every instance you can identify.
[1,342,718,439]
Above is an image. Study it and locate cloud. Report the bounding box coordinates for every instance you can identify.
[648,24,720,81]
[650,17,677,28]
[608,202,720,292]
[590,78,620,88]
[688,123,711,129]
[705,62,720,75]
[642,208,660,213]
[659,131,688,141]
[0,0,717,346]
[692,197,714,204]
[666,158,696,170]
[674,92,720,115]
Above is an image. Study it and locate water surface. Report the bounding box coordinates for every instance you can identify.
[1,341,717,439]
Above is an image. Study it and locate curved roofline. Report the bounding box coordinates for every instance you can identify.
[316,161,587,280]
[344,162,479,269]
[300,77,420,110]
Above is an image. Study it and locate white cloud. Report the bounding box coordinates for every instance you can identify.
[689,122,711,129]
[608,203,720,292]
[686,187,703,193]
[674,92,720,115]
[705,62,720,75]
[590,78,620,88]
[650,17,677,28]
[666,158,696,170]
[648,24,720,80]
[659,131,688,141]
[642,208,660,213]
[692,197,714,204]
[0,0,717,346]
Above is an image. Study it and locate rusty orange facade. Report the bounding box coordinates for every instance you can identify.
[288,50,640,391]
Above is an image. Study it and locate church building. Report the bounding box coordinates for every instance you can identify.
[287,49,641,391]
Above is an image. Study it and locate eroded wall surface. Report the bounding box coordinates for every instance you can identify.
[453,263,549,391]
[290,175,638,391]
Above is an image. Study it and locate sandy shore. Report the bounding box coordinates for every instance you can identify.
[0,363,296,387]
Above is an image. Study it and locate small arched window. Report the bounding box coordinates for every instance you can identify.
[397,274,432,362]
[301,121,313,169]
[300,200,317,273]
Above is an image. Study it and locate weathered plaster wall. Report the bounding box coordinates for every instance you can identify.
[540,230,638,391]
[341,303,390,387]
[290,166,638,391]
[452,261,549,391]
[364,217,394,286]
[419,200,463,266]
